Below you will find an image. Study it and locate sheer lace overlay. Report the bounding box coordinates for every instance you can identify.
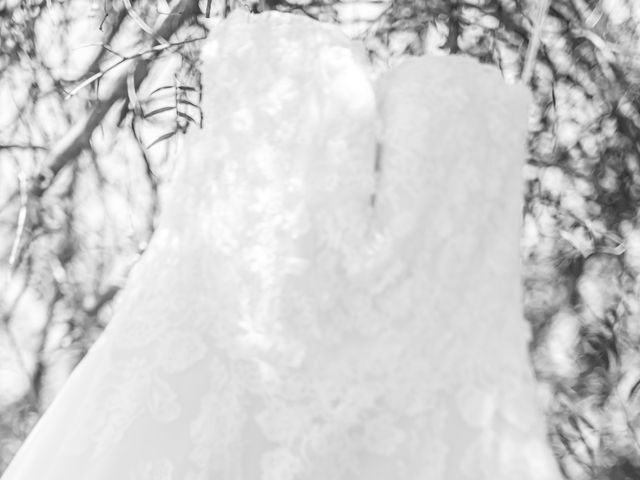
[1,11,560,480]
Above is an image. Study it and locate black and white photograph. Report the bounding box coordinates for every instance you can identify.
[0,0,638,479]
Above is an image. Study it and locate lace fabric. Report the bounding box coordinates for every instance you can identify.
[1,11,560,480]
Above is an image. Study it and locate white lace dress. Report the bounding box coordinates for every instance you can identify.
[0,11,561,480]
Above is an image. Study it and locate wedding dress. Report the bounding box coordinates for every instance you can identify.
[1,11,561,480]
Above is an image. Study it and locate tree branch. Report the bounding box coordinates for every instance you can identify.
[34,0,200,196]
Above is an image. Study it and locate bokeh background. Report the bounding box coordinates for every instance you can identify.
[1,0,640,478]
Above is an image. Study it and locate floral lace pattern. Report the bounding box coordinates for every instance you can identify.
[1,11,560,480]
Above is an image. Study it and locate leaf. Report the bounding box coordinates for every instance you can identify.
[148,85,173,96]
[628,377,640,401]
[568,415,581,433]
[177,98,200,109]
[577,414,596,431]
[146,131,176,149]
[177,111,197,124]
[143,106,175,118]
[148,85,198,96]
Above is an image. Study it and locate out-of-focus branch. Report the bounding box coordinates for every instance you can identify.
[83,284,122,317]
[0,261,38,409]
[444,0,460,53]
[131,119,159,233]
[33,0,200,197]
[31,286,62,408]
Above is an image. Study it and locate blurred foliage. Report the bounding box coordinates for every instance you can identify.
[2,0,640,478]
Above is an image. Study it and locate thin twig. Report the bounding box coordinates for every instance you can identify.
[65,37,201,99]
[522,0,551,83]
[122,0,170,47]
[8,172,29,277]
[0,144,47,150]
